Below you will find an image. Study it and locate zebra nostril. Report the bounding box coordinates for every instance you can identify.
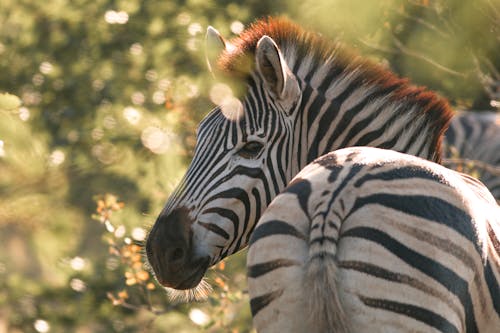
[169,247,185,264]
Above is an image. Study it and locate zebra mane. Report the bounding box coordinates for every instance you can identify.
[218,17,453,162]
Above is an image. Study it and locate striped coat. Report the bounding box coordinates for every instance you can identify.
[248,147,500,332]
[142,19,499,328]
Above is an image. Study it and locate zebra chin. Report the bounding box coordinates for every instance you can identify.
[152,256,210,290]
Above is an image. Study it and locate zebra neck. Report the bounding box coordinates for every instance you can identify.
[293,66,450,170]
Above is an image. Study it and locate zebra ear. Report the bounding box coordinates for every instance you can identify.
[206,26,227,74]
[255,35,290,99]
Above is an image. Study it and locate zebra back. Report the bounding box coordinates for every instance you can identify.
[248,147,500,332]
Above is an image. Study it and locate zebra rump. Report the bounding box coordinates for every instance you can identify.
[248,147,500,333]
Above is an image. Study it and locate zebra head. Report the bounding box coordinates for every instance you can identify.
[146,25,302,293]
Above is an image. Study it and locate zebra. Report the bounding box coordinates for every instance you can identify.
[145,17,455,299]
[443,111,500,200]
[247,146,500,332]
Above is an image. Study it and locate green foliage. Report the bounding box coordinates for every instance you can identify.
[287,0,499,109]
[0,0,498,332]
[0,1,281,331]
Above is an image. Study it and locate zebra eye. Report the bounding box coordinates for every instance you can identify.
[238,141,264,159]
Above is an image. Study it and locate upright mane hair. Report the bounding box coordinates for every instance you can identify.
[218,17,453,162]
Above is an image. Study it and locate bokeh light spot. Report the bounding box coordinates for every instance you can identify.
[220,97,244,122]
[34,319,50,333]
[92,79,105,91]
[70,256,86,271]
[0,140,5,157]
[49,149,65,166]
[105,10,129,24]
[158,79,171,91]
[39,62,53,74]
[209,83,233,105]
[91,128,104,141]
[131,227,146,241]
[141,126,176,154]
[152,91,166,105]
[103,115,116,129]
[145,70,158,82]
[129,43,143,56]
[188,22,202,36]
[189,308,210,326]
[70,278,87,292]
[230,21,245,34]
[123,106,141,125]
[32,73,44,86]
[114,225,126,238]
[19,107,30,121]
[131,92,145,105]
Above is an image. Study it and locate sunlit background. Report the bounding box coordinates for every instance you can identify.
[0,0,498,332]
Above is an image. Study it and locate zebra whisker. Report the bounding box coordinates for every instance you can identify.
[164,278,213,303]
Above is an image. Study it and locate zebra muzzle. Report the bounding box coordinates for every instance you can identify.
[146,207,210,289]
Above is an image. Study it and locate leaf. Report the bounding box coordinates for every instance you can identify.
[0,93,21,111]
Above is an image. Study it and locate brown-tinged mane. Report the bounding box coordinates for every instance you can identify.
[218,17,453,163]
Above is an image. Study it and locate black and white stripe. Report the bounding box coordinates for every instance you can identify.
[443,111,500,200]
[146,17,453,295]
[248,146,500,332]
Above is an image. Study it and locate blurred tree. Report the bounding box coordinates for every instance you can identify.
[288,0,499,109]
[0,0,498,332]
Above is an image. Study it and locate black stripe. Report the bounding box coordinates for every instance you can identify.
[359,296,459,333]
[458,116,474,156]
[285,178,311,216]
[353,166,447,188]
[340,260,417,284]
[326,163,362,201]
[309,236,337,245]
[273,119,289,189]
[245,188,262,245]
[250,289,284,317]
[247,259,301,278]
[484,261,500,315]
[401,115,431,153]
[198,221,230,240]
[207,188,250,258]
[266,144,282,199]
[316,79,368,160]
[348,194,478,249]
[443,125,455,149]
[249,220,307,246]
[309,251,336,261]
[317,65,344,92]
[343,226,478,333]
[200,207,238,239]
[377,130,401,151]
